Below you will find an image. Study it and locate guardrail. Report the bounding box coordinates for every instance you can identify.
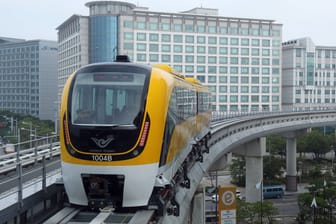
[0,135,60,175]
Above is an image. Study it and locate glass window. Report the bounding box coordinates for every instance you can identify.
[137,22,146,29]
[208,47,217,54]
[197,56,206,63]
[162,23,170,31]
[149,22,158,30]
[208,76,216,83]
[124,43,133,50]
[230,27,238,35]
[230,67,238,74]
[219,47,228,55]
[241,57,249,65]
[185,65,194,72]
[173,55,182,63]
[149,33,158,41]
[149,44,158,52]
[161,34,171,42]
[230,57,239,64]
[241,67,249,74]
[219,66,228,74]
[162,44,171,52]
[219,76,227,83]
[173,45,183,53]
[173,24,182,32]
[197,25,205,33]
[185,24,194,32]
[197,66,205,73]
[219,37,228,45]
[230,95,238,102]
[197,36,206,44]
[231,48,239,55]
[262,29,270,36]
[208,26,216,33]
[262,58,270,65]
[241,95,249,102]
[252,67,259,74]
[252,77,259,84]
[186,35,194,43]
[137,33,146,41]
[149,54,159,62]
[219,57,228,64]
[241,38,249,46]
[185,55,194,63]
[137,43,146,51]
[197,46,206,54]
[174,35,183,43]
[137,53,146,61]
[262,68,270,74]
[241,48,249,55]
[262,39,270,47]
[124,32,133,40]
[241,76,249,83]
[262,86,269,93]
[272,49,280,56]
[162,54,171,62]
[230,38,239,45]
[251,86,259,93]
[124,20,133,28]
[219,27,227,34]
[208,37,217,44]
[208,56,217,64]
[262,49,270,56]
[219,95,227,102]
[252,48,259,56]
[252,39,260,46]
[272,68,280,74]
[230,76,238,83]
[262,77,269,84]
[241,28,249,35]
[186,45,194,53]
[272,30,280,37]
[241,86,249,93]
[252,28,259,36]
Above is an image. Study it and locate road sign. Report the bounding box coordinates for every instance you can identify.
[218,186,237,224]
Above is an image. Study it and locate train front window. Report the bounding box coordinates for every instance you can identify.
[71,72,146,126]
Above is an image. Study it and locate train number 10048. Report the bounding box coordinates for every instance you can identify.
[92,155,113,162]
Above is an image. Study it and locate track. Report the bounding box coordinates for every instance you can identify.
[43,206,156,224]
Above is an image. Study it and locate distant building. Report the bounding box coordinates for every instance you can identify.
[282,37,336,110]
[57,1,283,112]
[0,37,58,120]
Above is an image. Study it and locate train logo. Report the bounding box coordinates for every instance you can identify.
[91,136,114,148]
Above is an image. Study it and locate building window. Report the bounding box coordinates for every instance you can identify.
[173,45,183,53]
[174,24,182,32]
[230,38,239,45]
[185,45,194,53]
[149,22,158,30]
[174,35,183,43]
[137,33,146,41]
[137,22,146,29]
[161,34,171,42]
[197,36,206,44]
[219,37,228,45]
[149,44,158,52]
[162,44,171,52]
[162,23,170,31]
[149,33,158,41]
[186,35,194,43]
[208,37,217,44]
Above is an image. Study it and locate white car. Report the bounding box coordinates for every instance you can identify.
[211,189,242,202]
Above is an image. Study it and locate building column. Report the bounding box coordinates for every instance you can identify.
[234,137,266,203]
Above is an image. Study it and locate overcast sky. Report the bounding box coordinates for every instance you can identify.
[1,0,335,46]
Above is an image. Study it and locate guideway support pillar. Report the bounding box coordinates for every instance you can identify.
[234,137,266,203]
[282,130,305,192]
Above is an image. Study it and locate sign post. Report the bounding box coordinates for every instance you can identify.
[218,186,237,224]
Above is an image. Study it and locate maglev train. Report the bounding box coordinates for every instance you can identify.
[60,55,211,215]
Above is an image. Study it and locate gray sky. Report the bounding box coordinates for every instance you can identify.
[1,0,335,46]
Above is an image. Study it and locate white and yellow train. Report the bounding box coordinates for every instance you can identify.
[60,56,211,215]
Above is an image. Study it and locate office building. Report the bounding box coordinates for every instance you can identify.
[0,37,58,120]
[282,37,336,110]
[57,1,283,112]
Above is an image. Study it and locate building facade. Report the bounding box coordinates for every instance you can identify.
[57,1,283,112]
[0,37,58,120]
[282,37,336,110]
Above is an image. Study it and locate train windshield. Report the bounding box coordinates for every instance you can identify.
[71,72,146,126]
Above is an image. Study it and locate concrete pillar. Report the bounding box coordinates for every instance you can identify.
[286,136,297,191]
[234,137,266,203]
[191,193,204,224]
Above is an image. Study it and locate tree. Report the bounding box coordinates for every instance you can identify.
[301,130,329,160]
[230,156,246,186]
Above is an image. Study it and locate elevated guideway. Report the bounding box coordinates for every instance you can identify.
[2,109,336,223]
